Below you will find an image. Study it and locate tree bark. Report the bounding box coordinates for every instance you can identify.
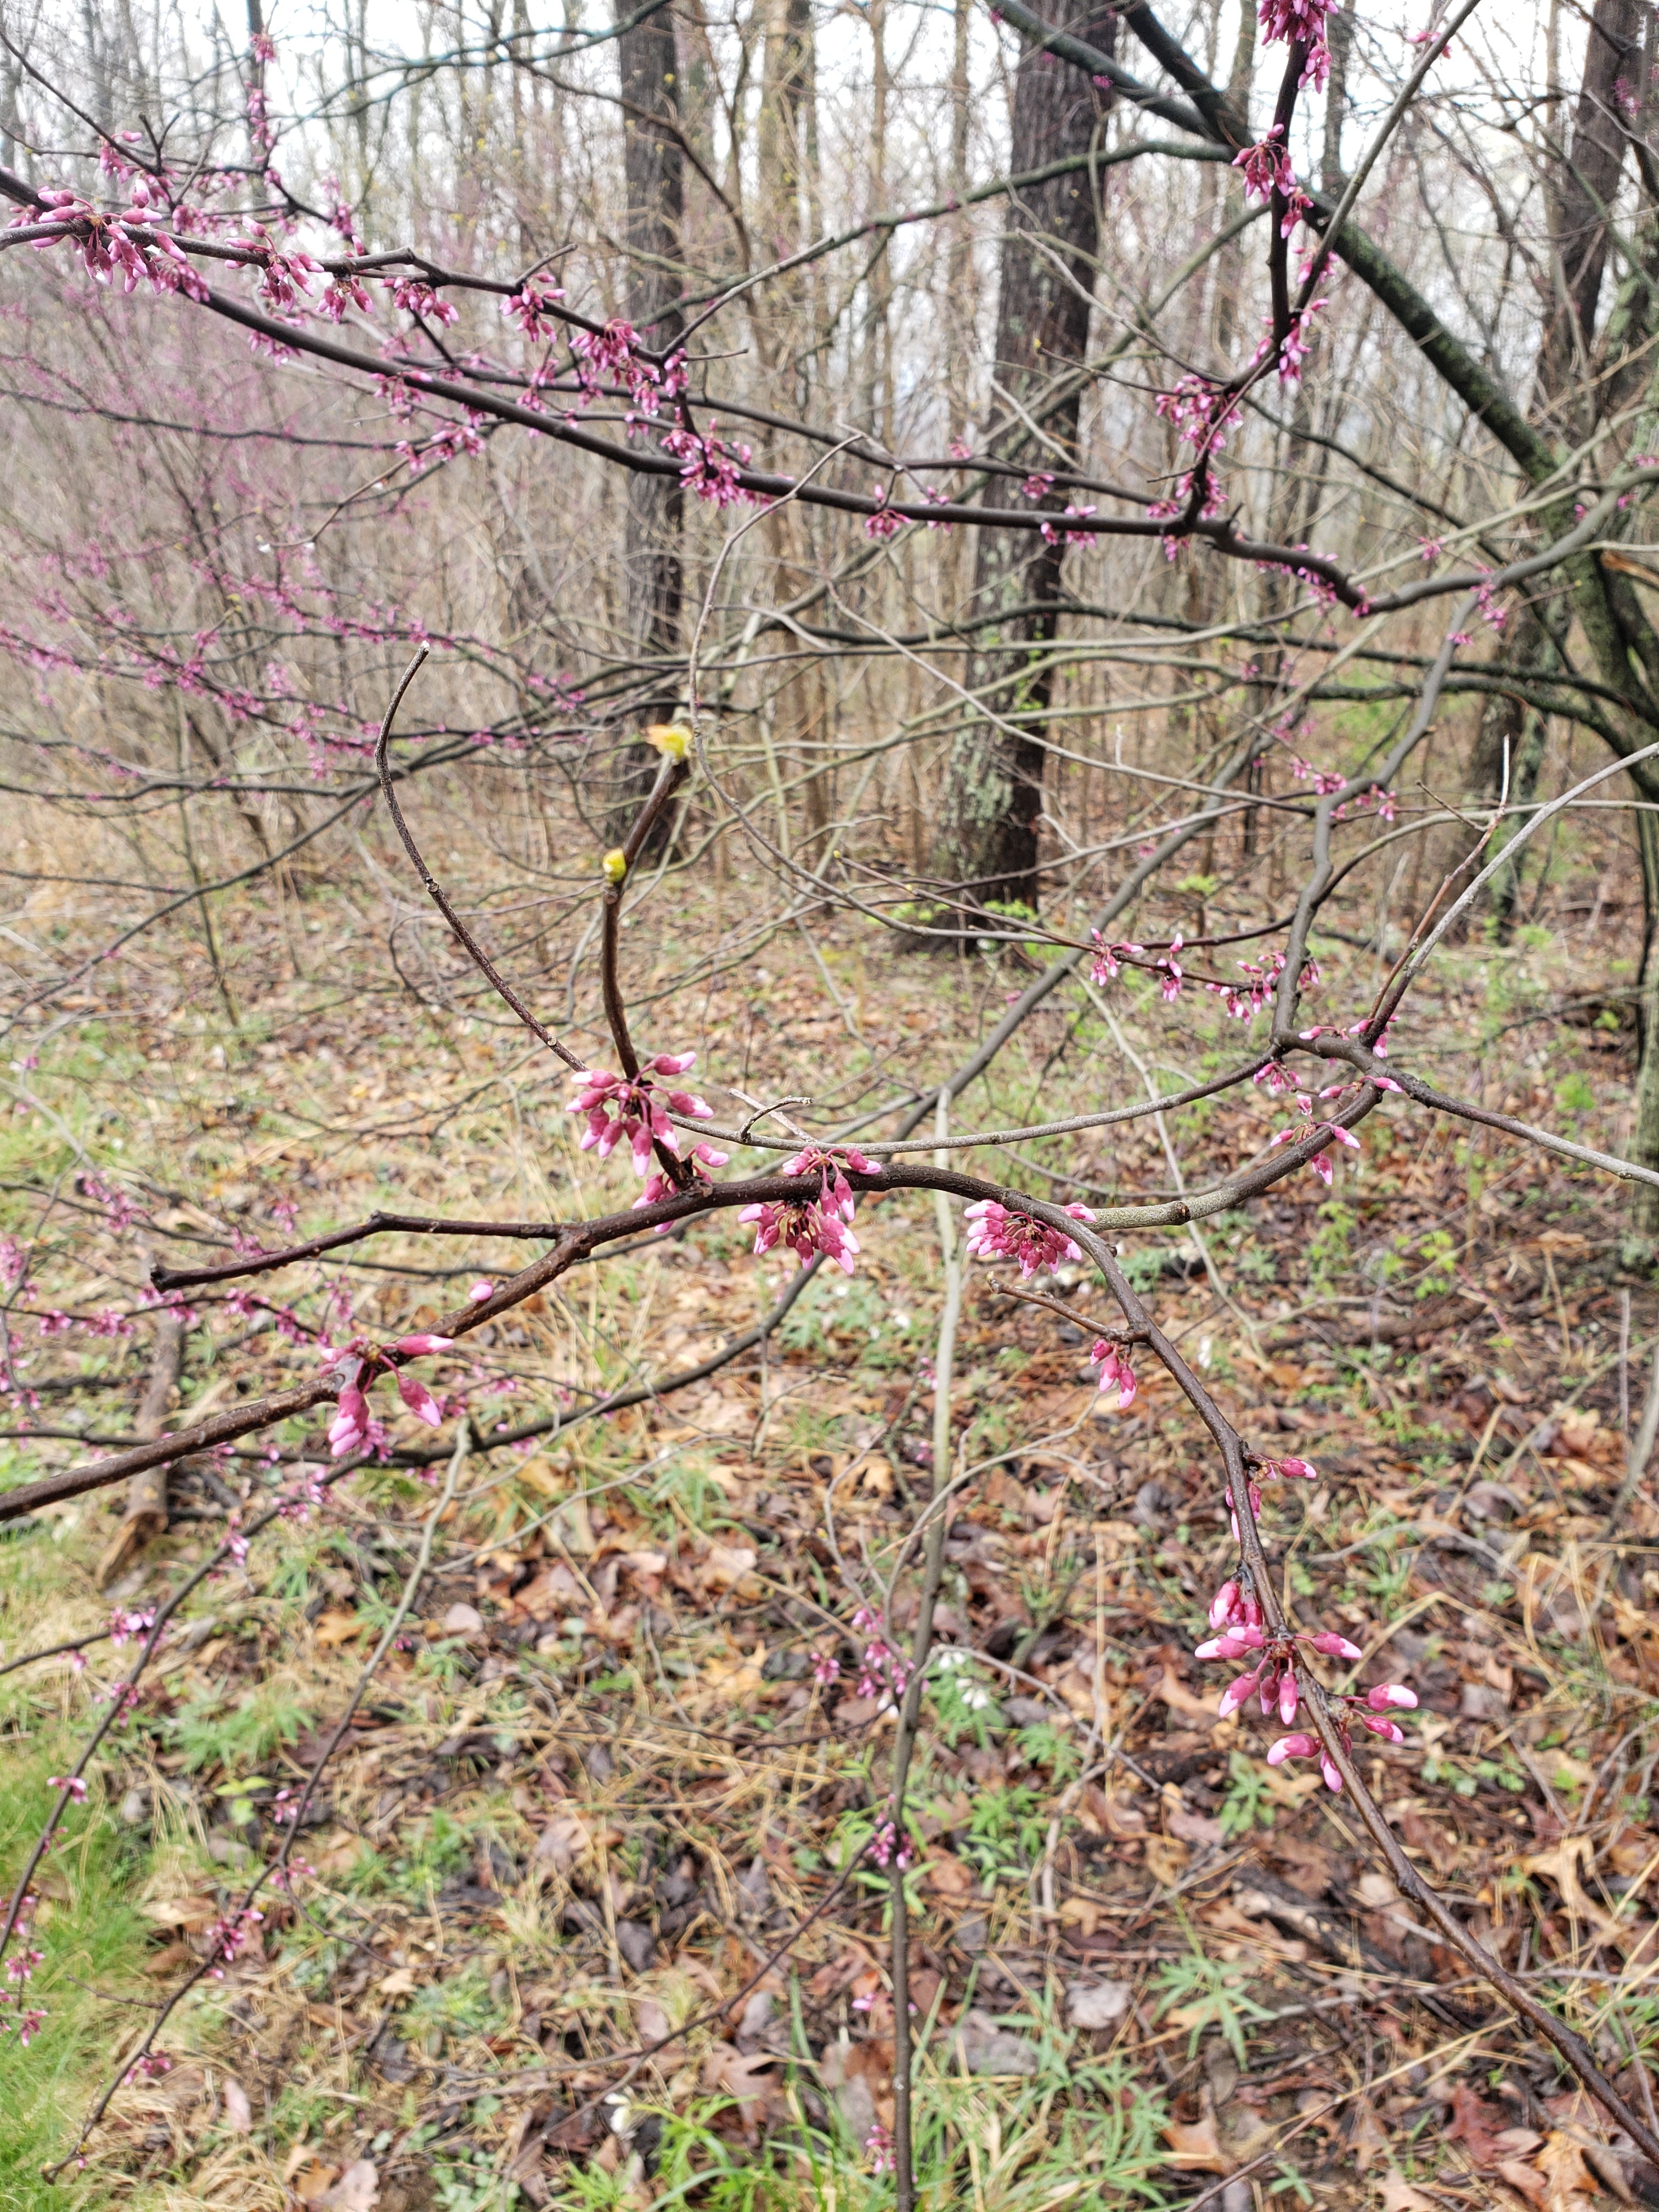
[608,0,686,840]
[1537,0,1644,426]
[934,2,1115,918]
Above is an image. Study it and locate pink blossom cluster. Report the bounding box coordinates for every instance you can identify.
[570,1053,730,1216]
[1088,928,1184,1000]
[865,488,905,540]
[1232,124,1296,206]
[225,224,320,315]
[1150,376,1242,539]
[868,1820,916,1871]
[742,1144,873,1277]
[1217,1451,1317,1541]
[1088,934,1144,984]
[660,420,761,508]
[866,2121,896,2174]
[397,413,487,475]
[849,1604,912,1706]
[205,1905,264,1977]
[1040,504,1097,546]
[0,1894,44,2046]
[501,276,567,341]
[1090,1338,1137,1409]
[1208,950,1285,1022]
[1259,0,1335,89]
[18,188,210,304]
[963,1199,1095,1278]
[1197,1582,1415,1792]
[324,1333,454,1457]
[1269,1088,1363,1188]
[388,275,458,326]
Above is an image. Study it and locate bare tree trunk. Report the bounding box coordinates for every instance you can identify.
[934,2,1115,917]
[1536,0,1643,429]
[608,0,686,839]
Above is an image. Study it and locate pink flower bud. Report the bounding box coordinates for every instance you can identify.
[469,1279,494,1300]
[1279,1671,1299,1724]
[396,1372,442,1425]
[1358,1715,1404,1744]
[1218,1671,1259,1718]
[395,1334,454,1356]
[1309,1631,1363,1659]
[1321,1756,1344,1793]
[1209,1581,1240,1630]
[1277,1456,1316,1481]
[1365,1683,1417,1709]
[1267,1733,1317,1765]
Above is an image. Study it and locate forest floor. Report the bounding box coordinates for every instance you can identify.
[2,857,1658,2212]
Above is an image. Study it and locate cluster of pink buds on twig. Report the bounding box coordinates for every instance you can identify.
[868,1821,917,1871]
[1209,950,1285,1022]
[1269,1090,1362,1188]
[1089,1336,1137,1409]
[322,1333,453,1456]
[850,1605,911,1706]
[866,2121,896,2174]
[742,1144,873,1278]
[123,2050,173,2084]
[569,1053,728,1209]
[964,1199,1094,1279]
[0,1894,44,2045]
[204,1905,263,1977]
[1197,1581,1415,1792]
[1223,1451,1316,1539]
[1088,929,1186,1000]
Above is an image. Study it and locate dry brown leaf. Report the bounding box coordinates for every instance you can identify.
[1536,2131,1598,2212]
[532,1812,592,1877]
[315,2160,379,2210]
[702,1543,759,1590]
[1375,2175,1437,2211]
[919,1853,975,1897]
[140,1895,218,1931]
[1155,1666,1217,1724]
[313,1610,363,1647]
[1444,2080,1507,2166]
[1162,2112,1229,2173]
[1350,2096,1387,2174]
[1520,1837,1622,1942]
[1495,2158,1548,2205]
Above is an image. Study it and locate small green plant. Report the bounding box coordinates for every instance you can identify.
[1014,1722,1081,1783]
[1217,1748,1276,1839]
[1555,1071,1596,1114]
[1153,1942,1274,2066]
[402,1960,504,2051]
[960,1784,1048,1883]
[171,1681,314,1773]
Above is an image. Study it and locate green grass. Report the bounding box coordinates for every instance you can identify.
[0,1748,156,2207]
